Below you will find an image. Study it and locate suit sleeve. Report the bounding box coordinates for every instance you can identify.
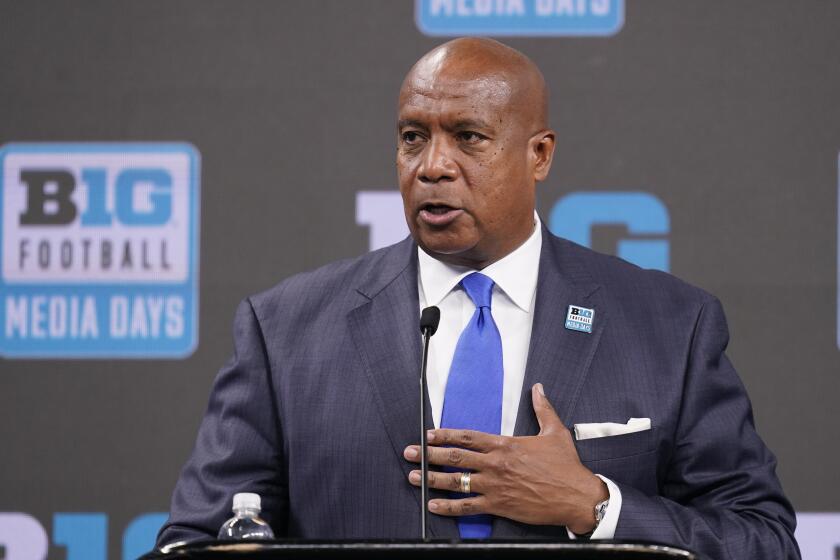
[156,298,288,547]
[613,297,800,559]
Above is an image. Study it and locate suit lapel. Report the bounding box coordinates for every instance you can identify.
[494,232,607,539]
[514,231,606,436]
[347,239,459,539]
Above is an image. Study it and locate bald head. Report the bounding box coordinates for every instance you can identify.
[400,37,548,132]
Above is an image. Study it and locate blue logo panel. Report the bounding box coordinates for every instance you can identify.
[415,0,624,36]
[0,143,200,358]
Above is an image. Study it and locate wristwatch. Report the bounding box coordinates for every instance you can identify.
[576,498,609,539]
[594,498,609,528]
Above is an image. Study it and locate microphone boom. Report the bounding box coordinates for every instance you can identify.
[418,306,440,541]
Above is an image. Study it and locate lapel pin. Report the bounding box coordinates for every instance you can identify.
[565,305,594,333]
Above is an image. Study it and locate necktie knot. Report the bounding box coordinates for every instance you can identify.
[460,272,494,309]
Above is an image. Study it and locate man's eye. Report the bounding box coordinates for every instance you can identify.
[457,131,485,143]
[402,131,423,144]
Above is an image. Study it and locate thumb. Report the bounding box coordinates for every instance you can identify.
[532,383,564,435]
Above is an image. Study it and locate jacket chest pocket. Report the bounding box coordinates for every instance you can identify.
[574,428,659,494]
[574,427,657,463]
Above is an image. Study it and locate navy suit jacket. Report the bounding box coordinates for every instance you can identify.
[158,229,799,558]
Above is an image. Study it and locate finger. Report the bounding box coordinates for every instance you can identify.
[403,444,487,470]
[428,496,489,517]
[532,383,564,435]
[427,428,502,452]
[408,470,486,494]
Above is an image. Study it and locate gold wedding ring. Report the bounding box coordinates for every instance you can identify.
[460,471,471,494]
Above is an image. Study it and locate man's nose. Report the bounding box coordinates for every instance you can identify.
[418,137,457,184]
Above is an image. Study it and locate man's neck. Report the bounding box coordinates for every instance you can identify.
[420,219,539,271]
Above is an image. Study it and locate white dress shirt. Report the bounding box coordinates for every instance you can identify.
[417,214,621,539]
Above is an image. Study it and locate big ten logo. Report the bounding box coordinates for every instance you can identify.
[355,190,669,272]
[0,143,200,358]
[415,0,624,37]
[0,512,167,560]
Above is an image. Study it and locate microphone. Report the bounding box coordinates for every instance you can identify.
[418,306,440,541]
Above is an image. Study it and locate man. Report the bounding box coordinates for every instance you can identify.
[158,38,799,558]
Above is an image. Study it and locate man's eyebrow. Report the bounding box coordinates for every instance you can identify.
[398,119,427,130]
[397,118,495,131]
[449,118,493,131]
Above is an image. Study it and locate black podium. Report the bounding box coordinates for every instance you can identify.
[140,540,699,559]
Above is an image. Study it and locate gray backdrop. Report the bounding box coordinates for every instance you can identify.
[1,1,838,559]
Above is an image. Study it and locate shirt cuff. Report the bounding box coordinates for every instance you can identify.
[566,474,622,540]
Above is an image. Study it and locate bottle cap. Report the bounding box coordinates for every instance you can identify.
[232,492,261,512]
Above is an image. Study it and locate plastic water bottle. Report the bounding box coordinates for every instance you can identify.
[217,492,275,540]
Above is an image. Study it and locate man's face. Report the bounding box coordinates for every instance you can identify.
[397,69,543,269]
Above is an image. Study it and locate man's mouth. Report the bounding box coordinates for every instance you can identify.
[418,204,463,226]
[424,203,456,215]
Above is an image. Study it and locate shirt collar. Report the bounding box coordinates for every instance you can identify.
[418,213,543,313]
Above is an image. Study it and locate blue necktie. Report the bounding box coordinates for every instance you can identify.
[441,272,503,539]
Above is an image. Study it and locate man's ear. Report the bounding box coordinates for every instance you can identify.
[530,130,556,182]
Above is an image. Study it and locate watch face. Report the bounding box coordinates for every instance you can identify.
[595,500,609,522]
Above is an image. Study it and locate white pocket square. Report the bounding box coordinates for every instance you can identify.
[573,418,651,441]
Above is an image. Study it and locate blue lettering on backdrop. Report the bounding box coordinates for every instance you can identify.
[548,191,670,272]
[115,169,173,226]
[53,513,108,560]
[80,169,112,226]
[122,513,169,560]
[415,0,624,37]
